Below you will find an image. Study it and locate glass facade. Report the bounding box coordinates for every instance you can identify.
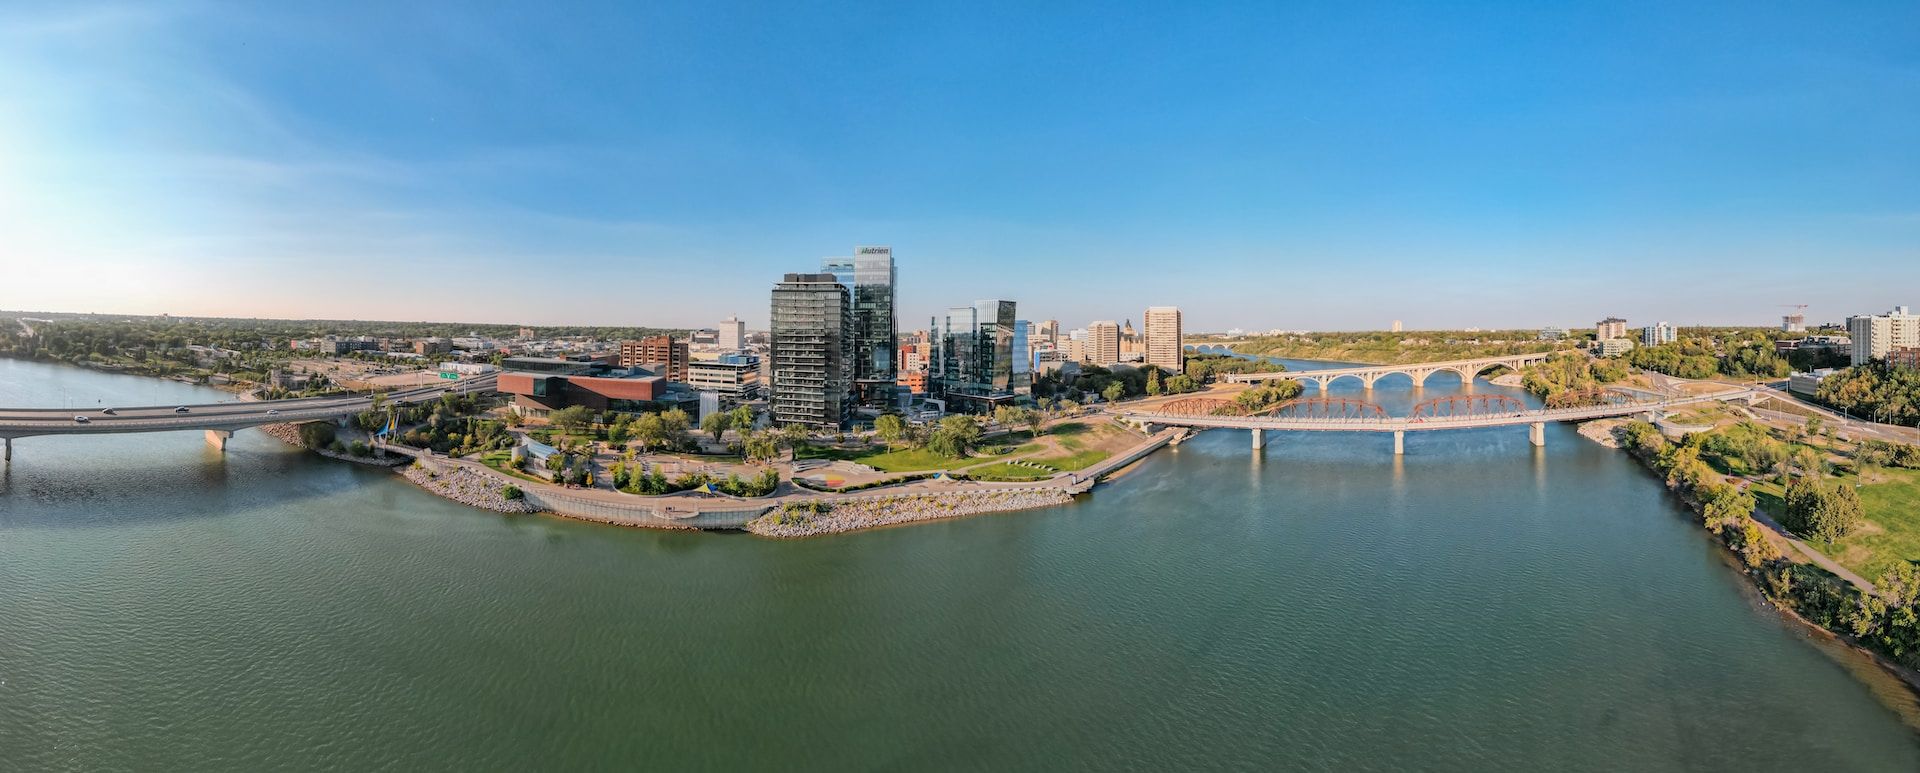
[770,273,853,428]
[823,246,897,406]
[931,300,1024,410]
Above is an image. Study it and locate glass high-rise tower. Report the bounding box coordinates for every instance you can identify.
[822,246,897,406]
[770,273,853,428]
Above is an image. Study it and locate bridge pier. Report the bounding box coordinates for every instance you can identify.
[1528,421,1545,447]
[1251,428,1268,451]
[205,429,234,453]
[1393,430,1404,455]
[3,437,9,462]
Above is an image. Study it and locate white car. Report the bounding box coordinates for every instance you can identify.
[267,409,280,416]
[73,415,90,423]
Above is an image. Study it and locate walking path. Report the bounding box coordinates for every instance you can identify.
[1746,506,1879,596]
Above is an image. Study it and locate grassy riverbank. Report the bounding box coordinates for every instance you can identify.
[1612,419,1920,681]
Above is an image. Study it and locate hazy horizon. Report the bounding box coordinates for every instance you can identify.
[2,2,1915,331]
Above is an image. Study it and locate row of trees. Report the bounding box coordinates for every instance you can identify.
[1519,352,1629,406]
[1814,362,1920,427]
[1621,419,1920,669]
[1625,333,1794,380]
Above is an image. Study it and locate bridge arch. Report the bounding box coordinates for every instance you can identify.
[1263,397,1389,420]
[1409,394,1529,420]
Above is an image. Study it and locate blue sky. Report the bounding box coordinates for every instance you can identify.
[1,1,1916,331]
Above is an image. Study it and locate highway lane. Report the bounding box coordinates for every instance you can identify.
[0,375,495,432]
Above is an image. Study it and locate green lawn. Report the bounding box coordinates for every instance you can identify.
[479,451,548,484]
[1751,466,1920,581]
[1030,448,1112,471]
[965,462,1057,482]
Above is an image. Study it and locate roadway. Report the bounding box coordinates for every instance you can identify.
[0,373,497,440]
[1122,390,1753,434]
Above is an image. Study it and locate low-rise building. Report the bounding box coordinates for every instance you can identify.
[496,371,666,417]
[1890,347,1920,371]
[685,353,762,406]
[1789,369,1836,396]
[1539,326,1566,341]
[1596,338,1636,357]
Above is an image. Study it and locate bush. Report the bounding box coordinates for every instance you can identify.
[297,421,337,449]
[348,440,370,457]
[501,484,524,500]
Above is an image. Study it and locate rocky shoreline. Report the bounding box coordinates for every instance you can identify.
[257,422,408,467]
[401,464,539,514]
[746,487,1075,538]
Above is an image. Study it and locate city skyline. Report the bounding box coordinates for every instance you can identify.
[3,2,1917,330]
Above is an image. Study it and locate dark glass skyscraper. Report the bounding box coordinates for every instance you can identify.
[822,246,897,407]
[770,273,853,428]
[930,299,1022,412]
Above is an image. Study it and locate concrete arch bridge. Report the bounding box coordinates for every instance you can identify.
[1223,351,1562,391]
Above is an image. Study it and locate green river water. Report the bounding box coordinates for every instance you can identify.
[3,357,1918,771]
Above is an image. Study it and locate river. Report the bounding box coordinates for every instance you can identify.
[2,356,1917,770]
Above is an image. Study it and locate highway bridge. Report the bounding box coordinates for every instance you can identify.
[0,372,498,460]
[1223,351,1562,391]
[1122,388,1758,455]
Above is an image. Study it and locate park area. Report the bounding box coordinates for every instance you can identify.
[794,419,1144,484]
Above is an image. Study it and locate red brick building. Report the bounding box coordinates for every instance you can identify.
[618,336,688,381]
[496,371,664,416]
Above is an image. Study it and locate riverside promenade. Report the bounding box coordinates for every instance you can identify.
[402,426,1184,534]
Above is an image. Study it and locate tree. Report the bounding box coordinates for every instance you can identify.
[779,423,811,446]
[874,414,906,445]
[298,421,336,449]
[728,404,755,433]
[550,405,593,434]
[1783,477,1864,543]
[1102,382,1126,404]
[992,405,1024,429]
[1146,368,1163,396]
[658,408,691,442]
[701,412,732,442]
[744,431,779,463]
[630,413,668,453]
[1022,407,1046,437]
[928,415,982,459]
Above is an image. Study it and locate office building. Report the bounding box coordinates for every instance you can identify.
[770,273,853,428]
[821,246,898,406]
[930,300,1024,411]
[1596,317,1628,341]
[619,335,688,381]
[1035,319,1060,349]
[686,353,762,407]
[1088,321,1121,365]
[718,315,746,352]
[1390,320,1403,333]
[1012,320,1032,394]
[1848,306,1920,366]
[1641,322,1676,347]
[1144,306,1183,373]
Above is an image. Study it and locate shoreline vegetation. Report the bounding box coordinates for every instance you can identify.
[1602,419,1920,696]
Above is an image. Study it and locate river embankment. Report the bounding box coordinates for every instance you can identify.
[1608,419,1920,700]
